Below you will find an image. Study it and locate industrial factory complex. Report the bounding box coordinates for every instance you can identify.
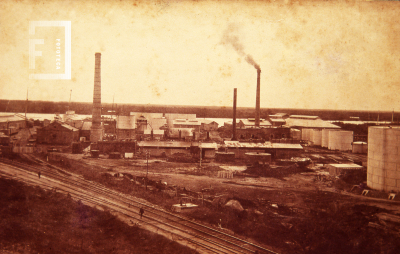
[1,52,400,253]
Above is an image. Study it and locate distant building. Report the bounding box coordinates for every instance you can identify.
[269,118,286,127]
[0,113,26,135]
[143,129,164,140]
[37,121,79,145]
[168,128,194,139]
[224,120,245,129]
[201,120,219,131]
[284,115,340,130]
[241,118,271,128]
[173,119,201,132]
[130,112,167,132]
[116,115,136,140]
[164,113,197,129]
[80,121,92,141]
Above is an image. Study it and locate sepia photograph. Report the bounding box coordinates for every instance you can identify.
[1,0,400,253]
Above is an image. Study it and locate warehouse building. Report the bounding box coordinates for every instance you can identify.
[37,121,79,145]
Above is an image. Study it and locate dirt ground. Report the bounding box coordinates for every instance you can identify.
[0,177,197,254]
[44,151,400,253]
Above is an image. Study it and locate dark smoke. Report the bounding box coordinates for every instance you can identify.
[221,24,261,71]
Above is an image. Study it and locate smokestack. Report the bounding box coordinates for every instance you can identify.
[232,88,237,140]
[255,69,261,127]
[91,53,103,142]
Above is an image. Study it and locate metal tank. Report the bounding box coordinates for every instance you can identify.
[368,126,400,192]
[352,141,367,154]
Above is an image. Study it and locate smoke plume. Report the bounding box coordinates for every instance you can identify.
[221,23,260,71]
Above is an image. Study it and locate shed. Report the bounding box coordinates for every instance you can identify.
[327,164,364,176]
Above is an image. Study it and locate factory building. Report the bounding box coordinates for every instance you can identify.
[241,118,271,128]
[143,129,164,140]
[129,112,167,132]
[200,120,219,131]
[173,119,202,132]
[284,115,340,137]
[224,141,303,159]
[164,113,197,129]
[367,126,400,192]
[236,127,291,141]
[138,141,192,157]
[79,122,92,141]
[37,121,79,144]
[168,128,195,140]
[116,115,136,140]
[224,120,245,129]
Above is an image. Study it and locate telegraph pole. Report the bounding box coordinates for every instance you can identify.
[145,151,149,190]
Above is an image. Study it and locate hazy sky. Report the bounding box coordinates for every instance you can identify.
[1,0,400,111]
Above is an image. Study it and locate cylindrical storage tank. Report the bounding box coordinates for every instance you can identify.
[352,141,367,154]
[322,129,330,148]
[337,131,353,151]
[328,130,338,150]
[306,129,312,141]
[312,129,322,146]
[310,129,315,144]
[368,126,400,192]
[301,129,307,140]
[291,129,301,140]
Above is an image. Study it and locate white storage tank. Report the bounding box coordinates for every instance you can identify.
[368,126,400,192]
[321,129,330,148]
[352,141,367,154]
[302,129,311,141]
[301,129,307,140]
[328,130,338,150]
[305,129,312,141]
[337,131,353,151]
[290,128,301,140]
[311,129,322,146]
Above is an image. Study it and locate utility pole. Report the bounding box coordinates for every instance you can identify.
[145,151,149,190]
[199,141,202,168]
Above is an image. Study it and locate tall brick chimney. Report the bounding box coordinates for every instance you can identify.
[232,88,237,140]
[255,69,261,127]
[90,53,103,142]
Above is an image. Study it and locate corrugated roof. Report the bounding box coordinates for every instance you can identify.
[271,143,303,149]
[173,119,201,126]
[60,122,79,131]
[289,115,320,120]
[270,119,286,123]
[0,113,26,123]
[241,119,271,127]
[284,118,340,129]
[224,141,303,150]
[138,141,192,148]
[224,141,271,148]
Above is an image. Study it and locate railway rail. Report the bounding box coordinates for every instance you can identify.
[0,156,278,254]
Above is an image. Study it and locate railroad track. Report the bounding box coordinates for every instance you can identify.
[0,156,278,254]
